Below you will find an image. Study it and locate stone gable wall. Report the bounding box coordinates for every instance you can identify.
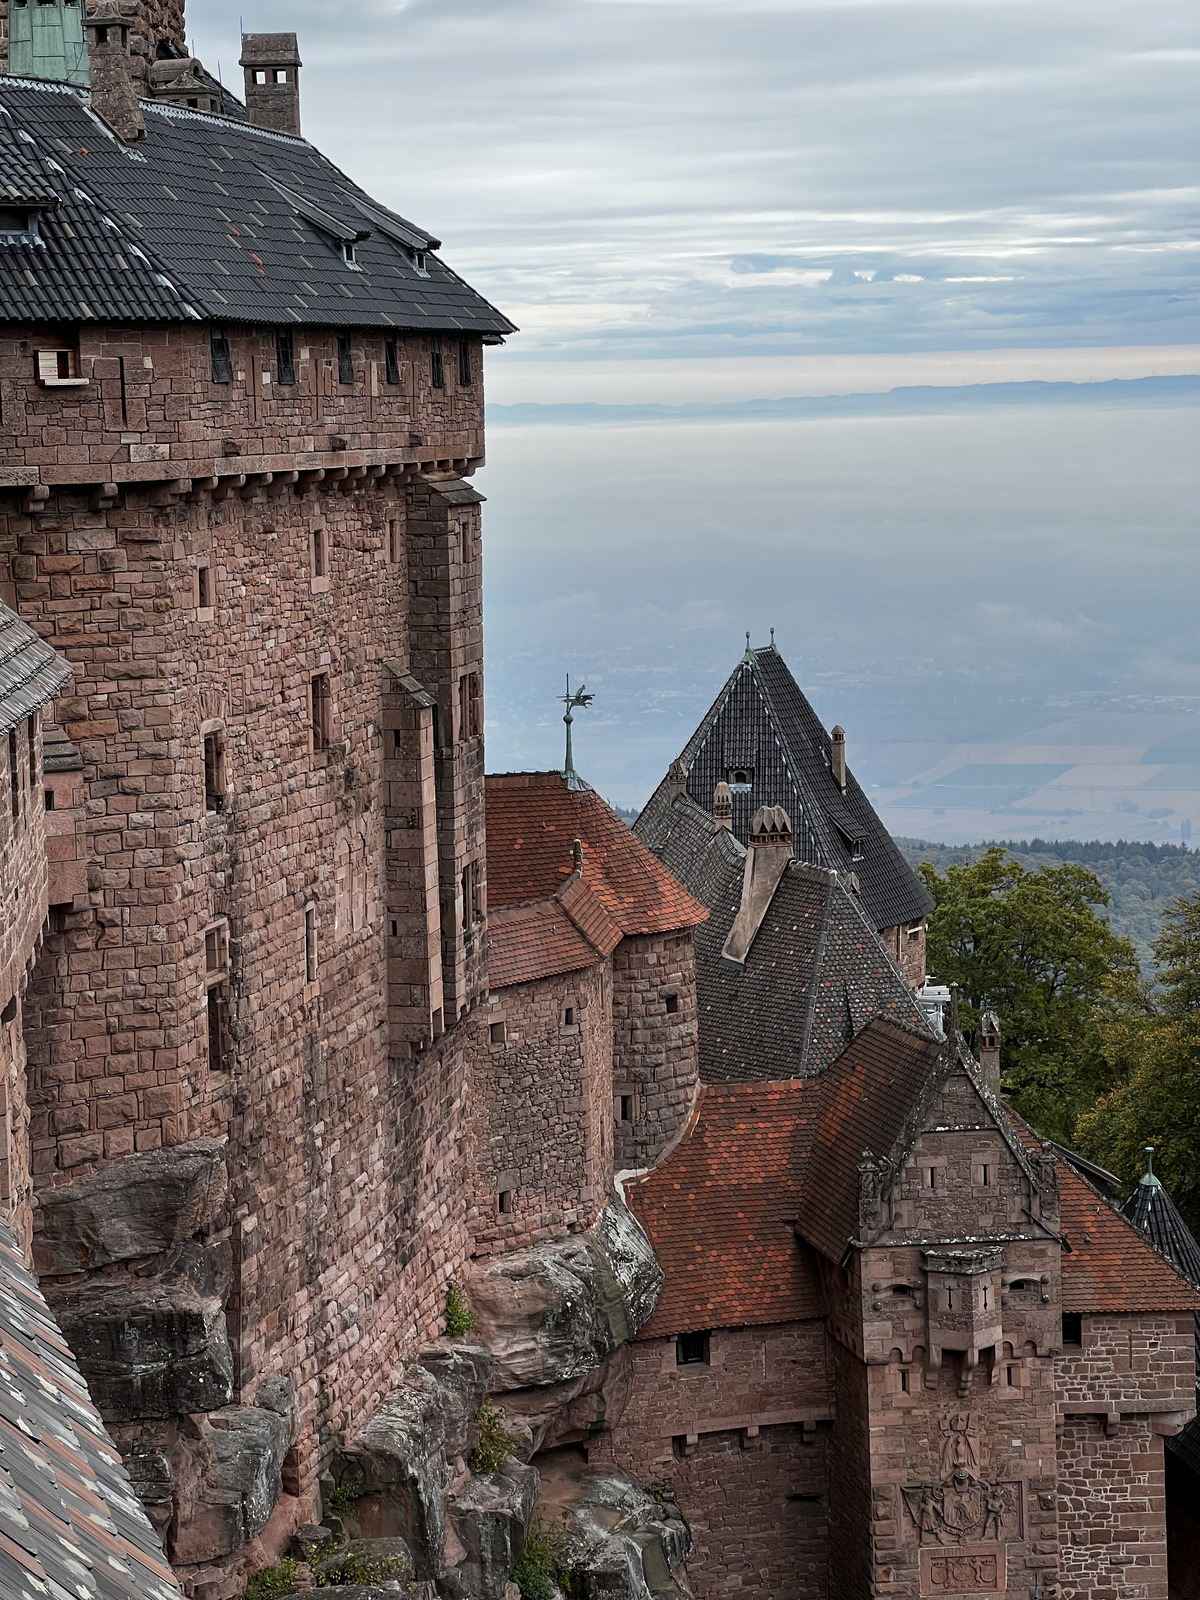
[473,963,612,1258]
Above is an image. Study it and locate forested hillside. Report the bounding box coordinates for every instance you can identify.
[896,837,1200,966]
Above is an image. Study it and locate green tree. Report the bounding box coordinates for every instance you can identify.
[919,847,1139,1142]
[1078,893,1200,1235]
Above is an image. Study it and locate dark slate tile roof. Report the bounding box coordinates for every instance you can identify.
[0,600,72,735]
[0,77,515,333]
[638,645,932,934]
[0,1218,182,1600]
[1120,1172,1200,1291]
[637,790,933,1082]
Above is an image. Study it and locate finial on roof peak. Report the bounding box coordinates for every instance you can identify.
[743,631,754,664]
[770,627,777,653]
[560,674,594,791]
[1140,1146,1162,1189]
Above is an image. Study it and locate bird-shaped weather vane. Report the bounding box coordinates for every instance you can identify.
[561,674,594,789]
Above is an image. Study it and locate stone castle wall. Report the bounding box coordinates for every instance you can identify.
[473,964,613,1259]
[612,931,699,1171]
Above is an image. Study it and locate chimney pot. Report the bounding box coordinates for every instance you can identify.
[713,782,733,830]
[830,726,847,791]
[978,1008,1002,1096]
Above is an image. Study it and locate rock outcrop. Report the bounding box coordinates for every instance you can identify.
[33,1138,228,1275]
[447,1463,540,1600]
[465,1196,663,1391]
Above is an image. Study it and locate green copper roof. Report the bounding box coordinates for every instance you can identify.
[8,0,90,88]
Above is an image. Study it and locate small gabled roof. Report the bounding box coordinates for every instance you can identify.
[638,644,932,933]
[0,601,72,734]
[0,1218,182,1600]
[0,77,515,333]
[636,788,933,1082]
[486,772,708,934]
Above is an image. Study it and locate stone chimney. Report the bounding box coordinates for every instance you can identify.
[978,1009,1002,1095]
[713,782,733,830]
[85,4,145,142]
[721,805,793,967]
[830,725,847,792]
[665,757,688,800]
[240,33,302,136]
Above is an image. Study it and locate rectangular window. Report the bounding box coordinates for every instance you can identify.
[205,923,229,975]
[276,328,296,386]
[273,68,288,83]
[9,730,19,825]
[458,672,482,740]
[337,333,355,386]
[1006,1365,1016,1386]
[312,525,327,579]
[461,860,482,940]
[310,674,331,752]
[1061,1313,1083,1347]
[927,1167,937,1190]
[489,1021,506,1046]
[196,562,211,609]
[619,1094,633,1123]
[563,1006,576,1027]
[665,992,680,1014]
[305,904,318,983]
[206,983,231,1074]
[254,68,267,84]
[458,339,472,387]
[210,325,233,384]
[430,337,444,389]
[203,731,226,812]
[498,1189,513,1215]
[900,1369,909,1393]
[384,336,401,386]
[980,1164,990,1186]
[676,1330,710,1367]
[388,520,401,563]
[44,789,54,811]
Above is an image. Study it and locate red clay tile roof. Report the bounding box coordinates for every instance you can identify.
[488,901,600,989]
[803,1019,945,1263]
[1007,1113,1200,1313]
[486,773,708,935]
[627,1081,826,1338]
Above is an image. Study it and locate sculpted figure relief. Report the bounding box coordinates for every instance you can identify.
[902,1414,1019,1547]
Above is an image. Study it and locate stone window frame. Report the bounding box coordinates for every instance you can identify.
[309,673,332,758]
[201,719,227,814]
[561,1000,580,1034]
[388,519,402,564]
[675,1329,710,1368]
[488,1018,507,1049]
[615,1086,637,1125]
[304,902,318,987]
[194,557,214,619]
[310,518,330,594]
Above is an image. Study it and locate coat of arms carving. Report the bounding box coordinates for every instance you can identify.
[902,1414,1021,1546]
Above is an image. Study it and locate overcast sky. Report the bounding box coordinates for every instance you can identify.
[194,0,1198,376]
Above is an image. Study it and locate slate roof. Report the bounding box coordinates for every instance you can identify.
[1119,1171,1200,1291]
[627,1081,827,1338]
[0,77,515,332]
[0,1217,182,1600]
[637,789,933,1082]
[637,644,932,934]
[0,600,72,735]
[486,773,708,934]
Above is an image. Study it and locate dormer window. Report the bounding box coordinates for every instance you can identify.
[341,240,359,267]
[408,249,429,277]
[0,208,34,238]
[727,767,753,793]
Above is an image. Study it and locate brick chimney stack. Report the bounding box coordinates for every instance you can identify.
[240,33,302,136]
[85,4,145,142]
[831,725,847,792]
[978,1009,1002,1095]
[713,781,733,830]
[722,805,793,967]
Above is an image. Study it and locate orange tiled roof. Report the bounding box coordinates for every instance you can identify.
[488,901,601,988]
[486,773,708,935]
[627,1081,826,1338]
[1008,1112,1200,1313]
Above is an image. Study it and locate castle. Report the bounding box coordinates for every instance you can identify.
[1,7,1198,1599]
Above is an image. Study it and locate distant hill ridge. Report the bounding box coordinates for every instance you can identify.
[896,836,1200,967]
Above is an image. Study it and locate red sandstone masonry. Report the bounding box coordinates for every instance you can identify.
[612,932,699,1171]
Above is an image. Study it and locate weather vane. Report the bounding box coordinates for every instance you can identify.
[561,674,594,788]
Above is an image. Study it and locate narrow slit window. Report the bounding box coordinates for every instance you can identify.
[388,520,401,563]
[9,730,21,824]
[945,1287,955,1311]
[210,325,233,384]
[312,525,327,579]
[276,328,296,386]
[304,904,318,983]
[980,1164,991,1186]
[196,562,211,609]
[337,333,355,386]
[458,339,472,387]
[207,983,231,1074]
[430,336,444,389]
[619,1094,633,1123]
[1006,1365,1016,1386]
[927,1167,937,1190]
[563,1006,575,1027]
[900,1369,909,1393]
[384,336,401,386]
[44,789,55,811]
[498,1189,513,1215]
[203,731,226,812]
[310,673,331,752]
[457,672,482,740]
[27,714,38,789]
